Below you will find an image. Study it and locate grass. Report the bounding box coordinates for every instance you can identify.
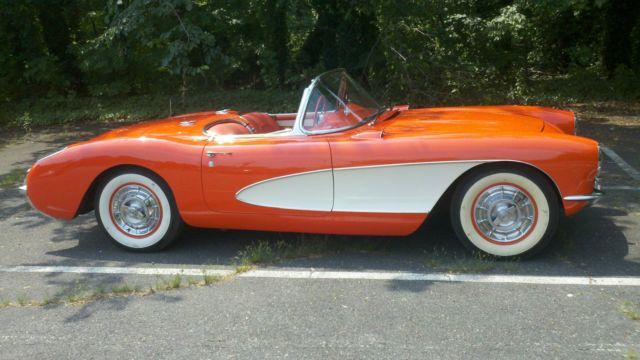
[234,264,253,274]
[234,234,391,268]
[502,261,520,274]
[111,284,137,294]
[1,271,228,308]
[619,301,640,321]
[555,226,575,252]
[169,274,182,289]
[0,168,28,188]
[1,89,299,130]
[16,293,30,306]
[626,349,639,360]
[65,288,101,304]
[153,274,186,291]
[422,247,515,274]
[234,235,521,274]
[203,272,225,285]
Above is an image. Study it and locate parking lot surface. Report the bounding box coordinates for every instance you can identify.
[0,110,638,359]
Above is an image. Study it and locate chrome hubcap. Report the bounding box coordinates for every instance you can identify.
[473,184,536,243]
[110,185,161,237]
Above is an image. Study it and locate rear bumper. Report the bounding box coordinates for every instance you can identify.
[19,173,36,211]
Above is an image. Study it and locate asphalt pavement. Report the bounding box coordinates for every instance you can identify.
[0,119,638,359]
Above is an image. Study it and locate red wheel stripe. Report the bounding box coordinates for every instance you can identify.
[470,182,538,246]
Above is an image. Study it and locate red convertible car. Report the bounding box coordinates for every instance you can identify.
[23,69,602,258]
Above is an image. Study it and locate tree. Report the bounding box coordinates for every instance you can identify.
[602,0,640,76]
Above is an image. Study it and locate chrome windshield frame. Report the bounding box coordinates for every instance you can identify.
[293,69,381,136]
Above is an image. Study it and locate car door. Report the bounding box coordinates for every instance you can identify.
[201,135,333,216]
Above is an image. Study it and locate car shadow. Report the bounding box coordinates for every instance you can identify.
[6,201,635,321]
[9,193,639,301]
[1,117,638,319]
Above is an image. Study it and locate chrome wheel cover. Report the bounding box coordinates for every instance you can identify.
[473,184,536,243]
[110,184,161,237]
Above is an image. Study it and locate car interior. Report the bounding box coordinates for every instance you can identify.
[203,112,297,137]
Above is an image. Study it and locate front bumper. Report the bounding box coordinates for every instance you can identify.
[562,142,605,206]
[563,190,604,205]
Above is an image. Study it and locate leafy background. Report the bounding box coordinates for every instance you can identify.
[1,0,639,128]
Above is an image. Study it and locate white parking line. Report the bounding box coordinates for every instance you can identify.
[0,265,233,277]
[603,185,640,191]
[601,145,640,181]
[1,265,639,286]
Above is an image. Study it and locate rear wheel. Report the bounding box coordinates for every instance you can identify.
[450,167,559,258]
[95,169,182,251]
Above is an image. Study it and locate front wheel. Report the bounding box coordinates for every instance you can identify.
[95,169,183,251]
[450,168,560,258]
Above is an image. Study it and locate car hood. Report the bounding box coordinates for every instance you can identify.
[381,106,546,135]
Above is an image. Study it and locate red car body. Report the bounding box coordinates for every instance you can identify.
[24,70,601,256]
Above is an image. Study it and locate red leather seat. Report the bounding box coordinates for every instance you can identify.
[204,122,251,136]
[241,112,281,133]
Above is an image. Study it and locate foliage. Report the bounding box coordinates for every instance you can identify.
[1,0,640,128]
[1,90,298,128]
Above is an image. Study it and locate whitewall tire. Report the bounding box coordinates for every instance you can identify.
[451,167,559,258]
[95,169,182,251]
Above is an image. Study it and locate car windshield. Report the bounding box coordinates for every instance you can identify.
[299,69,382,134]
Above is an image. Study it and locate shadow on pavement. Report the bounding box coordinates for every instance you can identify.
[0,116,637,319]
[13,200,638,275]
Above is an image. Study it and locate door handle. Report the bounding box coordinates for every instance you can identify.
[207,151,233,158]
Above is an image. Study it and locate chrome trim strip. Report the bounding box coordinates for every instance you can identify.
[333,159,492,172]
[563,191,604,201]
[293,81,316,136]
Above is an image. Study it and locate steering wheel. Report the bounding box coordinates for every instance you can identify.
[313,95,328,128]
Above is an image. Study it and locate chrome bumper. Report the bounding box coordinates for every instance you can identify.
[563,190,604,204]
[19,172,27,194]
[19,177,33,210]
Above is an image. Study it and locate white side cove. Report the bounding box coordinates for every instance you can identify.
[236,169,334,211]
[236,161,484,213]
[333,161,482,213]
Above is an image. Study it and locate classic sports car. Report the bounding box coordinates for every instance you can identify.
[23,69,602,258]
